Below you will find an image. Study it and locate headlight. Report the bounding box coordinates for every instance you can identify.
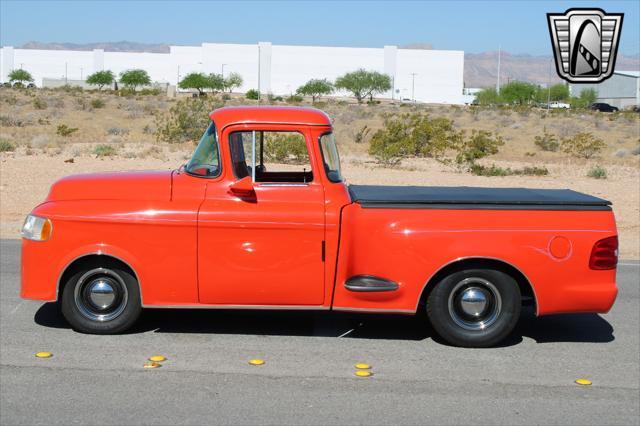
[21,215,53,241]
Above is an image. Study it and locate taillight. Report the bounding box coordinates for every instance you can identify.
[589,236,618,270]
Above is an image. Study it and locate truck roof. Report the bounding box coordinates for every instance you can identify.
[209,106,332,129]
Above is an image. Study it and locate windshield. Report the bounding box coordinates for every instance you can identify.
[319,132,343,183]
[185,122,220,177]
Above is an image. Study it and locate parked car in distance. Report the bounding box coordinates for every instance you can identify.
[547,101,570,109]
[590,102,619,112]
[20,106,619,347]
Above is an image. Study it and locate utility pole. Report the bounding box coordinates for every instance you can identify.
[496,45,501,93]
[221,64,226,79]
[547,58,552,110]
[411,73,417,102]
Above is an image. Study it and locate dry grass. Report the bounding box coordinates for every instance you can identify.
[1,87,639,258]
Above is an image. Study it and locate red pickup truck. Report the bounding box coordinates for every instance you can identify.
[20,106,618,347]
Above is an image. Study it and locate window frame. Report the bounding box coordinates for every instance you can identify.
[184,121,223,179]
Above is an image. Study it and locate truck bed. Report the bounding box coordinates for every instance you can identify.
[348,185,611,210]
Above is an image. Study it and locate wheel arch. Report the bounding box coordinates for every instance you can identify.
[417,257,537,313]
[57,253,140,302]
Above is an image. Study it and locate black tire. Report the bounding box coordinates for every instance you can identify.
[60,260,141,334]
[426,268,521,348]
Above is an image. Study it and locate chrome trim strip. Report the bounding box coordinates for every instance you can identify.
[56,252,142,303]
[332,306,415,314]
[344,275,399,292]
[416,256,538,315]
[142,304,330,310]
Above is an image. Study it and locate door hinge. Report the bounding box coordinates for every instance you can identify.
[321,240,325,262]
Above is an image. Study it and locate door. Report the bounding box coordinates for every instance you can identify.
[197,128,326,305]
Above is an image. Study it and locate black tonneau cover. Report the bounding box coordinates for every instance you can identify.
[348,185,611,210]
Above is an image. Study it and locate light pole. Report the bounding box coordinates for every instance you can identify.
[410,73,417,102]
[80,67,83,80]
[221,64,227,79]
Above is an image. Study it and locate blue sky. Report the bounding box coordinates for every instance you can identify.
[1,0,638,55]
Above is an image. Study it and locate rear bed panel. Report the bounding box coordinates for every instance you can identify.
[333,203,617,315]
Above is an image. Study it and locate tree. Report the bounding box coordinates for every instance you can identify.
[571,88,598,108]
[206,73,225,94]
[119,69,151,91]
[335,69,391,103]
[499,81,537,105]
[86,70,114,90]
[9,69,33,85]
[548,83,569,102]
[179,72,211,96]
[223,72,243,92]
[296,78,334,102]
[474,87,500,105]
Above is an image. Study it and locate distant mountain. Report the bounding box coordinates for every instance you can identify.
[20,40,170,53]
[464,51,640,88]
[18,41,639,87]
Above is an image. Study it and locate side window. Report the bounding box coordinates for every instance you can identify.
[229,131,313,183]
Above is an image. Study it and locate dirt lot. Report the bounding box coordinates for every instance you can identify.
[1,88,638,257]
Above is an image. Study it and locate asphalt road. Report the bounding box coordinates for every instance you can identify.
[1,239,638,425]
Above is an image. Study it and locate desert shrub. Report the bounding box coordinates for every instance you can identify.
[0,139,16,152]
[369,113,461,164]
[0,115,25,127]
[587,165,607,179]
[245,89,259,100]
[534,128,559,152]
[455,130,504,167]
[155,97,223,143]
[94,144,117,157]
[561,132,606,159]
[106,127,129,136]
[56,124,78,137]
[221,93,231,101]
[91,98,106,109]
[263,133,309,164]
[74,97,89,110]
[33,97,47,110]
[354,125,371,144]
[470,164,549,177]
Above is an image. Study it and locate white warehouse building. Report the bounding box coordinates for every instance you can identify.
[0,42,465,104]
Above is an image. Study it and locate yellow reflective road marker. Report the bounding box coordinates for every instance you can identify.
[355,370,373,377]
[148,355,166,362]
[143,361,161,369]
[35,352,52,358]
[575,378,592,386]
[248,359,265,366]
[354,363,371,370]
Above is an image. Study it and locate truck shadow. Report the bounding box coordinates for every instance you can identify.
[34,303,614,346]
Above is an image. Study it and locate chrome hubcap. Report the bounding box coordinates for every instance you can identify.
[74,268,128,322]
[88,280,116,309]
[448,278,502,331]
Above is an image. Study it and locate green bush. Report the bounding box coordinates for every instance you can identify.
[470,164,549,177]
[91,98,106,109]
[534,128,559,152]
[245,89,259,100]
[0,139,16,152]
[56,124,78,137]
[286,94,303,103]
[263,133,309,164]
[455,130,504,167]
[33,97,47,110]
[155,98,223,143]
[94,144,117,157]
[587,165,607,179]
[561,132,606,159]
[369,113,461,164]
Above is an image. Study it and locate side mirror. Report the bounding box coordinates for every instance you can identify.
[229,176,255,197]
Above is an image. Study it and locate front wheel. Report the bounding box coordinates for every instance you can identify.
[61,262,141,334]
[426,269,521,347]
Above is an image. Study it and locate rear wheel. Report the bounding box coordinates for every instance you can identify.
[426,268,521,347]
[61,261,141,334]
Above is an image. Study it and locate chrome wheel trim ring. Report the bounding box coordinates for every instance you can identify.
[447,277,502,331]
[74,268,128,322]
